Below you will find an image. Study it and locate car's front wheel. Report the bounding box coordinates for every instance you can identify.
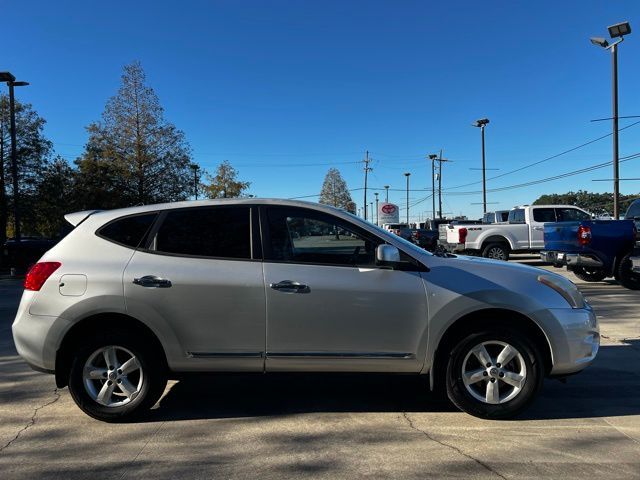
[445,329,544,419]
[68,332,167,422]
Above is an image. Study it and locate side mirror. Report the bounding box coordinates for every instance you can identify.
[376,244,400,264]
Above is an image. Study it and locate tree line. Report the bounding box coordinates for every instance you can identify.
[0,61,250,243]
[533,190,639,216]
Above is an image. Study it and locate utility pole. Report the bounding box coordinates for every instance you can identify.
[612,42,620,218]
[374,192,379,226]
[436,150,451,219]
[428,154,438,219]
[473,119,490,213]
[363,150,372,220]
[404,172,411,224]
[0,73,30,242]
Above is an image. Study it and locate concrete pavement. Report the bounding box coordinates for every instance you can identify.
[0,261,639,479]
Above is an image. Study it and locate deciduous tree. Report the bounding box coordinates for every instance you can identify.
[319,168,354,212]
[203,160,251,199]
[75,61,193,209]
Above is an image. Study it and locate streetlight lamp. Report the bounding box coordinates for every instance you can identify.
[189,164,200,200]
[0,72,29,242]
[404,172,411,224]
[374,192,379,225]
[473,118,490,214]
[590,21,632,219]
[383,185,389,203]
[428,154,438,219]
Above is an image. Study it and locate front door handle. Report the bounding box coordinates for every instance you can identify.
[133,275,172,288]
[269,280,310,293]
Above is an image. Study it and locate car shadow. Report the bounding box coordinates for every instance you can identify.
[142,341,640,423]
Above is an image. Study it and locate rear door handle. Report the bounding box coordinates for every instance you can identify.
[133,275,172,288]
[269,280,310,293]
[533,226,544,231]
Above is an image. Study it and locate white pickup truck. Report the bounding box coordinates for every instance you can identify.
[438,205,592,260]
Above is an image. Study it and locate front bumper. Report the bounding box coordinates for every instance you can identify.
[543,306,599,376]
[540,251,603,269]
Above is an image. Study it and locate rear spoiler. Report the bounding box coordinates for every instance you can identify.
[64,210,102,227]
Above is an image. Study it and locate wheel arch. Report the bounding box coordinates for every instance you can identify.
[55,312,168,388]
[480,235,513,251]
[429,308,553,391]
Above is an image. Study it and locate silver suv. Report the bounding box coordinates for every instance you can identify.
[12,199,599,421]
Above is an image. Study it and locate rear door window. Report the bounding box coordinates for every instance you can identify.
[555,208,591,222]
[509,209,525,224]
[98,213,158,248]
[155,206,251,259]
[532,208,556,223]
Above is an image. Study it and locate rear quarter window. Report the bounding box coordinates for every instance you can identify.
[97,213,158,248]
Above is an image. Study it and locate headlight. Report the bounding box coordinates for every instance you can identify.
[537,274,585,309]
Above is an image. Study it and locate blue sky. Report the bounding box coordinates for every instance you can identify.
[5,0,640,220]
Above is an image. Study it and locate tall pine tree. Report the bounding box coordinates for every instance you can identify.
[319,168,354,212]
[75,61,193,208]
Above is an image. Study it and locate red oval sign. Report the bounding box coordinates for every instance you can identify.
[381,204,396,214]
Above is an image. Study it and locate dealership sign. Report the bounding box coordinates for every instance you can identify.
[378,202,399,224]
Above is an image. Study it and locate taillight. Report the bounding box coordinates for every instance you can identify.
[577,225,591,246]
[458,228,468,244]
[24,262,61,291]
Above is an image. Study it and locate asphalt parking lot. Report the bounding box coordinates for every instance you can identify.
[1,257,639,479]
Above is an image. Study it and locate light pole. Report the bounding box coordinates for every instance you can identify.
[590,21,632,219]
[473,118,490,214]
[428,154,438,219]
[370,202,374,222]
[0,72,29,241]
[383,185,389,203]
[190,164,200,200]
[404,172,411,224]
[374,192,379,225]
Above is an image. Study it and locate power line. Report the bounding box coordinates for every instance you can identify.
[446,120,640,190]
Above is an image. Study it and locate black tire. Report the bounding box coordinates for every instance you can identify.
[445,329,544,419]
[572,267,607,282]
[68,331,167,422]
[616,252,640,290]
[481,243,510,261]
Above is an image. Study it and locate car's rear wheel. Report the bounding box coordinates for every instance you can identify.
[481,243,510,261]
[572,267,607,282]
[68,332,167,422]
[617,252,640,290]
[445,329,544,419]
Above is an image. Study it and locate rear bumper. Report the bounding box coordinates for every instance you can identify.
[631,255,640,273]
[540,251,604,269]
[438,241,465,253]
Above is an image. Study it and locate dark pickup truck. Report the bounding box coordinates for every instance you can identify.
[540,200,640,289]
